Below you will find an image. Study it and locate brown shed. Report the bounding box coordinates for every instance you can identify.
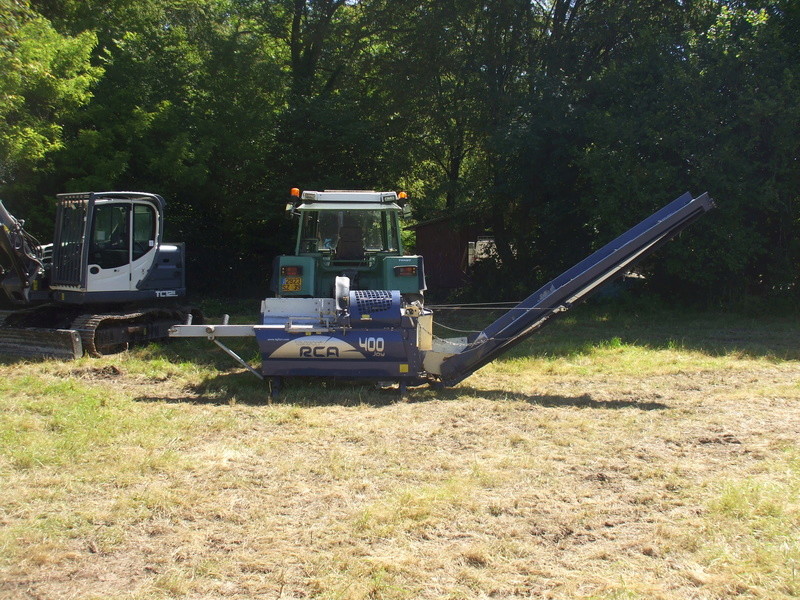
[406,215,486,291]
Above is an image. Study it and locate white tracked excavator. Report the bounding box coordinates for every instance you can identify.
[0,191,201,359]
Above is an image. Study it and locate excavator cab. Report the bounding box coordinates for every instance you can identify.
[1,191,186,307]
[0,191,196,358]
[49,192,186,304]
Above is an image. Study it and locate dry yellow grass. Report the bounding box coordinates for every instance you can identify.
[0,308,798,599]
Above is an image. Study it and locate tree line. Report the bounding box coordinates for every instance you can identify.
[2,0,798,303]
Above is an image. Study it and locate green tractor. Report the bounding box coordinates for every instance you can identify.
[272,189,426,303]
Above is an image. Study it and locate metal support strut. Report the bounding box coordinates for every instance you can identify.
[212,339,264,380]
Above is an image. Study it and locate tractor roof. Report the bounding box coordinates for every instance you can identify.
[300,190,398,203]
[297,190,401,212]
[297,202,401,212]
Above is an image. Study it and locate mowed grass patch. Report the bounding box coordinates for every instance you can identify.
[0,306,798,599]
[695,450,800,597]
[0,354,251,571]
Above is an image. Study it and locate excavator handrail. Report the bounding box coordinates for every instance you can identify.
[439,192,714,386]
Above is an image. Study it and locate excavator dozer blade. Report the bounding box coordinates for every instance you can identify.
[0,327,83,360]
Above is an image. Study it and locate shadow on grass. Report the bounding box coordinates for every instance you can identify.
[420,385,670,410]
[134,370,405,407]
[134,370,669,411]
[154,305,800,373]
[17,305,791,407]
[149,306,800,378]
[4,306,796,367]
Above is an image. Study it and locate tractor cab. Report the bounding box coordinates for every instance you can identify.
[273,190,426,301]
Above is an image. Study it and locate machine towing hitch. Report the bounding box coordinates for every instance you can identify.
[171,192,714,395]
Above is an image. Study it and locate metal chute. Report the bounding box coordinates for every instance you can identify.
[437,192,715,386]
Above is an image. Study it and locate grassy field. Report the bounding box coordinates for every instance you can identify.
[1,304,798,599]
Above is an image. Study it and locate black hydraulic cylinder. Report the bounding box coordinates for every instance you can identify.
[0,200,44,304]
[439,192,715,387]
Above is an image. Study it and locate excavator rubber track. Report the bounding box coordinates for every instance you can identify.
[71,309,194,357]
[0,306,201,359]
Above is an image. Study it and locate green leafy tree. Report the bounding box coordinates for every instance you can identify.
[0,0,100,203]
[268,0,412,194]
[2,0,796,302]
[28,0,288,291]
[577,1,800,302]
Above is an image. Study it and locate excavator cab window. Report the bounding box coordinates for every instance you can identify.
[132,204,156,260]
[91,204,130,269]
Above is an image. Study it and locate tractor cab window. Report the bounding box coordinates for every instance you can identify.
[299,212,321,252]
[299,209,401,256]
[384,212,400,252]
[132,204,156,260]
[90,204,130,269]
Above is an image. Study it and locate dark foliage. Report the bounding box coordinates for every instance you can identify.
[2,0,798,303]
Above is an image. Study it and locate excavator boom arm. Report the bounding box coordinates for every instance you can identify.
[0,201,45,304]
